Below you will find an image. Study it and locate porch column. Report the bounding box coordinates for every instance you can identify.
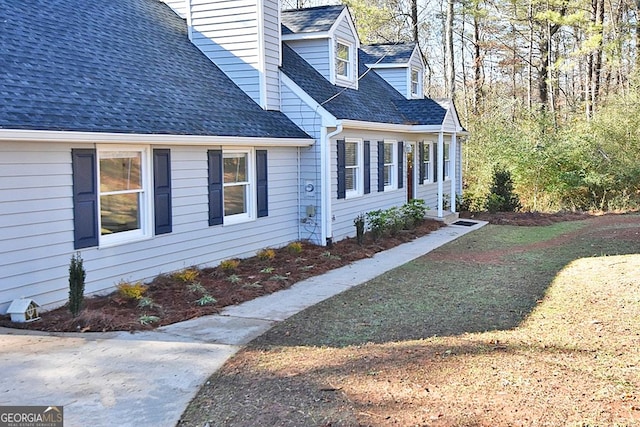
[450,133,457,213]
[437,132,444,218]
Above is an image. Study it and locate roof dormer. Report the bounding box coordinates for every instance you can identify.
[360,43,425,99]
[282,5,359,90]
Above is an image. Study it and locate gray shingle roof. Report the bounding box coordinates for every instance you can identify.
[0,0,309,139]
[360,43,417,65]
[281,44,446,126]
[281,5,345,35]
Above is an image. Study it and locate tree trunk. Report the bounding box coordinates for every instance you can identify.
[445,0,455,98]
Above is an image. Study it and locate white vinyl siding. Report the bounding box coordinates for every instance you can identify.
[161,0,187,18]
[262,0,281,110]
[408,48,424,99]
[189,0,281,109]
[372,68,407,97]
[285,39,332,81]
[0,142,301,314]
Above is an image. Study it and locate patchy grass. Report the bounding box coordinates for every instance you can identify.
[179,214,640,427]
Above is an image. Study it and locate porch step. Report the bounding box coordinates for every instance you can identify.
[426,211,460,225]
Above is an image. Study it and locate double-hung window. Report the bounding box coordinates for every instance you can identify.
[336,41,351,80]
[72,146,171,249]
[223,151,252,220]
[208,148,268,226]
[444,142,451,180]
[98,146,151,245]
[383,141,396,189]
[422,141,432,183]
[344,139,362,197]
[410,68,421,98]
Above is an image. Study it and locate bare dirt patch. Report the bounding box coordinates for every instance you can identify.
[0,220,444,332]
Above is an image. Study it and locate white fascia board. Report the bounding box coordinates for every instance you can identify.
[328,7,360,49]
[410,45,424,67]
[282,31,331,41]
[280,72,337,127]
[0,129,314,147]
[365,63,409,69]
[340,119,441,133]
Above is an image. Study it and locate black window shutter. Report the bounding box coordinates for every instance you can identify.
[256,150,268,218]
[377,141,385,192]
[419,142,425,183]
[397,141,404,189]
[433,143,439,183]
[72,149,99,249]
[208,150,223,226]
[153,149,172,235]
[363,141,370,194]
[337,140,346,199]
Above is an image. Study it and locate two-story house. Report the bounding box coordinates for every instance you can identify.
[0,0,465,313]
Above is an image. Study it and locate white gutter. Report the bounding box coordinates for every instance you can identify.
[323,123,343,246]
[0,129,314,147]
[339,119,441,133]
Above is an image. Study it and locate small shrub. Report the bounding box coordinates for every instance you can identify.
[485,167,521,212]
[287,241,303,254]
[196,295,217,306]
[386,206,404,235]
[366,209,386,240]
[402,199,427,229]
[68,252,86,318]
[321,251,341,260]
[260,266,275,274]
[116,281,147,300]
[139,315,160,325]
[257,248,276,261]
[172,268,199,283]
[219,258,240,273]
[354,213,366,245]
[269,274,289,281]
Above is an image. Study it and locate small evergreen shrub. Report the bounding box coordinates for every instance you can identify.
[354,213,366,245]
[68,252,86,318]
[402,199,427,229]
[485,167,521,212]
[366,209,385,240]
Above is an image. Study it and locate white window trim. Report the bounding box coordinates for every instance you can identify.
[334,39,355,85]
[423,141,433,184]
[223,148,256,225]
[383,140,397,191]
[97,144,152,247]
[410,67,422,98]
[345,138,363,199]
[444,141,451,180]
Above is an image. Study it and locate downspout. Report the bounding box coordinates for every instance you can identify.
[324,122,343,246]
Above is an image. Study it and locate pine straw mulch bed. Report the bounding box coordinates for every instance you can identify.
[0,219,451,333]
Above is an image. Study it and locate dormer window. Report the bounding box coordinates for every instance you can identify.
[410,67,421,97]
[336,41,352,80]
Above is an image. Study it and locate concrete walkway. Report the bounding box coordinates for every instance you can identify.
[0,220,486,427]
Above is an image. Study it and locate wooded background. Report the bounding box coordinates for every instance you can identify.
[285,0,640,212]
